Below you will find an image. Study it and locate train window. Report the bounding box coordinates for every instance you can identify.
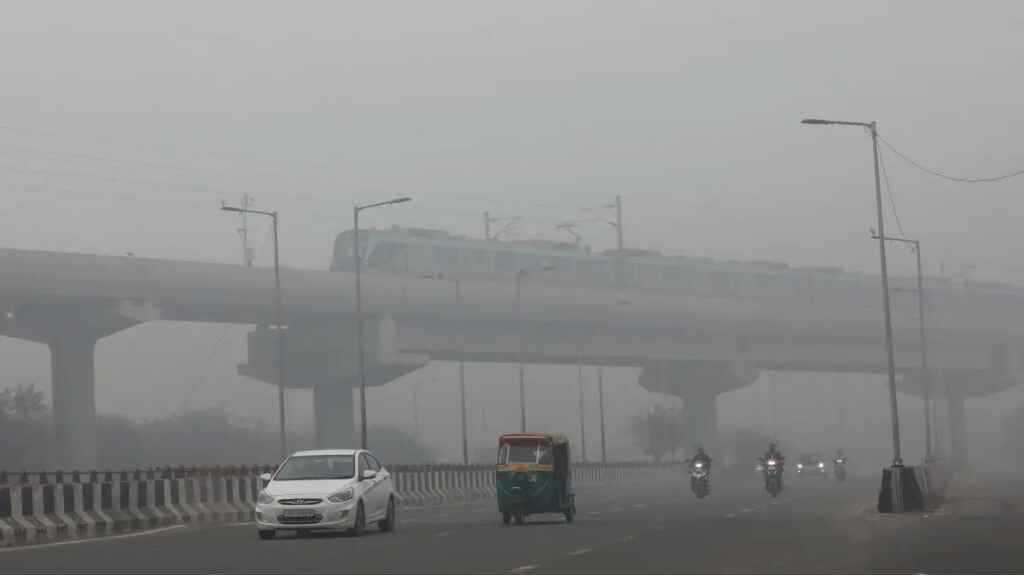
[495,250,518,273]
[366,241,399,270]
[465,249,492,274]
[519,253,542,273]
[404,244,432,273]
[435,246,460,274]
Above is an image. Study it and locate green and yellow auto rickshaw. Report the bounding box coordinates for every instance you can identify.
[496,433,576,525]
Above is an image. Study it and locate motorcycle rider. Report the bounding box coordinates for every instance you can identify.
[691,446,712,471]
[763,442,784,466]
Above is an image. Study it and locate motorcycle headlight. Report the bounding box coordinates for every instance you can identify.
[695,462,703,468]
[328,488,354,503]
[257,491,275,505]
[818,462,825,468]
[797,463,803,469]
[766,460,776,466]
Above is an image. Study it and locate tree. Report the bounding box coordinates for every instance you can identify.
[628,404,684,462]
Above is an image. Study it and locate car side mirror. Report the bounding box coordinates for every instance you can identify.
[361,469,378,480]
[260,472,272,485]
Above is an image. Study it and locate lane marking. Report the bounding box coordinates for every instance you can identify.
[724,513,736,518]
[0,525,186,553]
[435,530,456,537]
[633,504,645,509]
[510,564,540,573]
[611,507,624,513]
[586,511,600,516]
[740,507,752,513]
[568,548,592,557]
[227,522,254,527]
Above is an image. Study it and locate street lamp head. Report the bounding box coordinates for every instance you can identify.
[390,197,412,205]
[801,118,832,125]
[221,204,242,213]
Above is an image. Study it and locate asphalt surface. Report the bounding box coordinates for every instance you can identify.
[3,471,1022,573]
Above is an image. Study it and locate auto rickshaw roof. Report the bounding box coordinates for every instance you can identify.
[498,432,569,445]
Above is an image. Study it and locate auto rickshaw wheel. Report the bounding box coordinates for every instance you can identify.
[502,513,511,525]
[564,506,575,523]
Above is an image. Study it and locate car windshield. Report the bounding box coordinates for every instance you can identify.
[274,455,355,480]
[502,442,552,464]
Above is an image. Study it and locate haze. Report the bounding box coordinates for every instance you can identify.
[1,0,1023,467]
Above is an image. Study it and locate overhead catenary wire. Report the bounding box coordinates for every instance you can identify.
[879,134,1024,183]
[878,148,908,240]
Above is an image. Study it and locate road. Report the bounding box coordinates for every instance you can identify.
[3,472,1023,573]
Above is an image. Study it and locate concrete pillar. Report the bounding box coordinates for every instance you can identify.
[948,393,967,466]
[49,334,99,471]
[313,379,355,449]
[682,388,718,454]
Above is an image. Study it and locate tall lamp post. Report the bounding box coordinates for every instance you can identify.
[354,196,411,450]
[802,118,903,469]
[515,264,554,432]
[420,273,468,465]
[221,202,288,461]
[876,234,933,462]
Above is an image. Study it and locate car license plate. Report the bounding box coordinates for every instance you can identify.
[282,509,315,517]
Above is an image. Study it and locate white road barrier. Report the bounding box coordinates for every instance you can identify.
[0,462,683,547]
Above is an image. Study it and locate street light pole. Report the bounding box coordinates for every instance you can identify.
[803,118,902,468]
[354,196,412,450]
[875,234,932,461]
[456,278,468,465]
[598,366,607,463]
[516,270,526,433]
[577,342,587,463]
[514,265,554,433]
[221,203,288,461]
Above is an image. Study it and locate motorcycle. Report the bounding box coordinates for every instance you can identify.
[688,460,710,499]
[762,458,783,497]
[833,458,847,483]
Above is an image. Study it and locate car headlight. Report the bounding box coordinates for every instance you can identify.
[328,488,354,503]
[257,491,275,505]
[766,460,776,466]
[695,462,703,468]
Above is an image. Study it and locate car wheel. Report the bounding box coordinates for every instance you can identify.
[258,529,275,540]
[514,513,524,525]
[502,513,511,525]
[348,501,366,537]
[378,497,396,532]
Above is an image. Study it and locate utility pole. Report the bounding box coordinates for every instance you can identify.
[220,202,287,460]
[803,118,902,469]
[237,194,255,267]
[874,233,932,461]
[484,212,520,241]
[598,366,607,463]
[577,343,587,463]
[615,195,624,251]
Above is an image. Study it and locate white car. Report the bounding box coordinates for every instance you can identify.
[255,449,396,539]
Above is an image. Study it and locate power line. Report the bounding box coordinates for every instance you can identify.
[878,148,908,239]
[879,134,1024,183]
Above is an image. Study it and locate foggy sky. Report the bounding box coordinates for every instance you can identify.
[2,1,1023,281]
[2,1,1024,466]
